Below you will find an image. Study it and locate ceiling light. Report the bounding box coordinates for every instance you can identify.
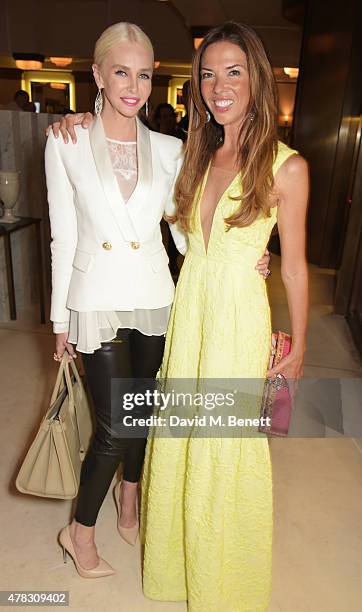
[193,38,204,50]
[50,57,73,68]
[283,67,299,79]
[15,60,42,70]
[50,82,67,90]
[13,53,44,71]
[191,26,210,50]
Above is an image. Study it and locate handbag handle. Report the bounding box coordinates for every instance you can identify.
[50,352,70,405]
[68,357,83,400]
[63,357,89,454]
[49,352,77,426]
[50,352,83,404]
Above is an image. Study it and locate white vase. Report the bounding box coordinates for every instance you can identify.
[0,170,20,224]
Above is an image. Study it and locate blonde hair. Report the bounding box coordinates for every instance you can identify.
[94,22,154,65]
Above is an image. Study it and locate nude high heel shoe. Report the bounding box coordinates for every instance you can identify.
[59,525,115,578]
[113,481,139,546]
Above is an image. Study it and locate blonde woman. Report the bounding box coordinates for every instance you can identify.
[46,22,271,579]
[45,22,189,577]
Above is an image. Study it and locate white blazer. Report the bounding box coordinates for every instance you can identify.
[45,116,188,325]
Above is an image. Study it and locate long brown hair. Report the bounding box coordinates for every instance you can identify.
[175,22,278,232]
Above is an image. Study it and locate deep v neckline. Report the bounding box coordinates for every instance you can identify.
[198,161,239,255]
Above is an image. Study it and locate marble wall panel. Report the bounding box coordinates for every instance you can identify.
[0,110,61,321]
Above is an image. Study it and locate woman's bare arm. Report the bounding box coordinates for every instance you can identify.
[268,153,309,380]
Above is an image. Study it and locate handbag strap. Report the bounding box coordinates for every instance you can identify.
[68,357,83,400]
[50,352,83,403]
[50,352,69,405]
[49,352,76,423]
[67,359,85,433]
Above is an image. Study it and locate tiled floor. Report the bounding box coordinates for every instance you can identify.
[0,257,361,611]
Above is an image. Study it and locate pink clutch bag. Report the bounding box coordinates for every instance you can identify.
[259,331,292,437]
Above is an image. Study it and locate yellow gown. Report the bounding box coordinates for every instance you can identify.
[141,142,297,611]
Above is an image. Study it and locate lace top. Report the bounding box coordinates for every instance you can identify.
[106,139,137,202]
[53,137,171,352]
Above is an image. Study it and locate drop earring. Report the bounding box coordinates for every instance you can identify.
[94,88,103,116]
[205,110,211,123]
[249,110,256,122]
[145,100,149,117]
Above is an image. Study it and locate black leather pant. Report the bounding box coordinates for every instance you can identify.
[74,328,165,527]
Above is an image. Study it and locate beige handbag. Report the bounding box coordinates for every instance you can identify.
[16,352,93,499]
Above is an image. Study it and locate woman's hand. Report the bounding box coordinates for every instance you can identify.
[255,249,271,279]
[45,112,94,144]
[267,348,304,380]
[266,347,305,397]
[54,332,77,362]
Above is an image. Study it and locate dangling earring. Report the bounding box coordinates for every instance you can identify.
[145,100,149,117]
[94,88,103,116]
[205,110,211,123]
[249,110,256,122]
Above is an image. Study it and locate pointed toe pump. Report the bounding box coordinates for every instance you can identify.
[113,481,139,546]
[59,525,115,578]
